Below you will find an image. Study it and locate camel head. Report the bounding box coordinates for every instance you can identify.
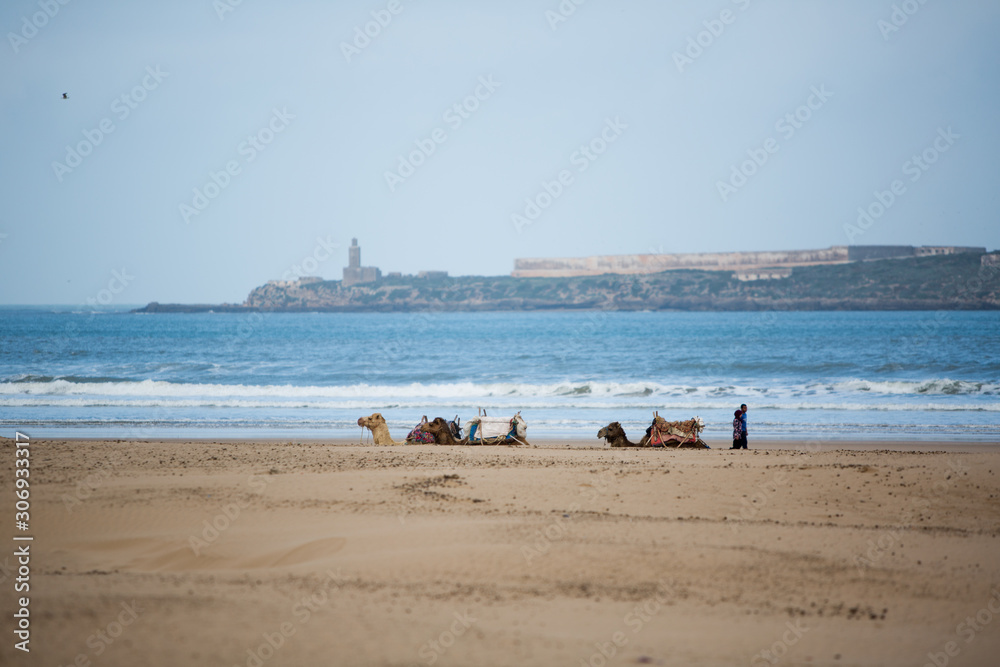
[358,413,387,430]
[421,417,447,440]
[423,417,448,434]
[357,413,400,445]
[598,422,625,442]
[423,417,465,444]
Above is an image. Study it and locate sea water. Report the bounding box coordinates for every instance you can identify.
[1,307,998,441]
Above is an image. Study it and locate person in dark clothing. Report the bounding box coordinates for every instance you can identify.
[739,404,748,448]
[731,409,745,449]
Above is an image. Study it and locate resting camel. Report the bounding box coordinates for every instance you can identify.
[599,419,709,448]
[645,416,710,449]
[598,422,647,448]
[358,414,465,446]
[422,417,467,446]
[358,413,400,445]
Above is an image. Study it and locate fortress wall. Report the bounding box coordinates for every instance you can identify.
[512,245,985,278]
[915,246,986,257]
[847,245,914,261]
[513,246,850,277]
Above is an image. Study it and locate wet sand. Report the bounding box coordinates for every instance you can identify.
[2,437,999,666]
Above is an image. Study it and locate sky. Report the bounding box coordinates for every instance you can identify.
[1,0,998,305]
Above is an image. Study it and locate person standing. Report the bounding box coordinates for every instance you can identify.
[731,409,744,449]
[739,404,748,449]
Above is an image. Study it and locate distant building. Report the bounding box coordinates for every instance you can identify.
[342,238,381,287]
[734,268,793,282]
[849,245,986,260]
[267,277,322,288]
[846,245,914,262]
[512,245,987,278]
[417,271,448,280]
[915,246,987,257]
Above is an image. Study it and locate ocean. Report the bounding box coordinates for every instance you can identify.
[1,307,998,442]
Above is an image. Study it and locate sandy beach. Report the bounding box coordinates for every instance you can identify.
[2,437,999,667]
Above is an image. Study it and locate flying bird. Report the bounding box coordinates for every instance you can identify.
[62,93,68,99]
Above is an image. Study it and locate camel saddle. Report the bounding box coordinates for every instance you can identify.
[467,409,528,445]
[648,413,705,447]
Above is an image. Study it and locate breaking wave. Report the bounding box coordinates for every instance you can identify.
[1,377,997,412]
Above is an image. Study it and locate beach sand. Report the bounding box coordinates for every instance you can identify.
[2,437,999,666]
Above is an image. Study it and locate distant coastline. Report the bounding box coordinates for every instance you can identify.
[134,252,1000,313]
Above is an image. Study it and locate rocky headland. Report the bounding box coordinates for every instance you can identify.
[135,252,1000,313]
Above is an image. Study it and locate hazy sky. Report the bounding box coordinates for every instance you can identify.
[1,0,998,305]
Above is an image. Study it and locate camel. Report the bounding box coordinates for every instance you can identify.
[357,413,402,445]
[422,417,467,446]
[466,411,532,446]
[358,414,465,446]
[646,415,709,448]
[644,414,710,448]
[599,417,710,449]
[598,422,647,448]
